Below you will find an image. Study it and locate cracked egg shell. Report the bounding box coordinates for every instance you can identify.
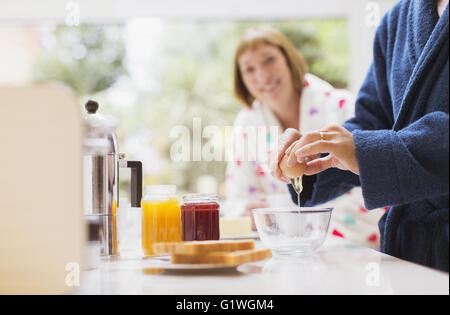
[279,155,306,179]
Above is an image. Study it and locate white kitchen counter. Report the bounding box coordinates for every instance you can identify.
[76,236,449,295]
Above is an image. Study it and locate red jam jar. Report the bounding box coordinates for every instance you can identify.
[181,194,220,241]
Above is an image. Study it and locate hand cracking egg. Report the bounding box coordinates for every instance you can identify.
[279,155,306,179]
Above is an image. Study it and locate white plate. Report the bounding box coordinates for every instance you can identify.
[143,256,238,271]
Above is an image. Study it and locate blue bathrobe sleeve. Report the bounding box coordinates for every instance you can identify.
[353,112,449,209]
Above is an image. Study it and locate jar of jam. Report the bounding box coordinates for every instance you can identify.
[181,194,220,241]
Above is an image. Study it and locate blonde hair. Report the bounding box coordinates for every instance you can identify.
[234,26,309,107]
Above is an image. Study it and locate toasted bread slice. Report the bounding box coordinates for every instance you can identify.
[152,240,255,255]
[171,248,272,266]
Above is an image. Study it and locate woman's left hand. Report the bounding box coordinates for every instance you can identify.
[286,125,360,175]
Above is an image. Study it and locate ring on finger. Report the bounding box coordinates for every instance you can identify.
[319,131,325,141]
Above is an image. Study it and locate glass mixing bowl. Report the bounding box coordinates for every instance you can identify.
[253,207,332,257]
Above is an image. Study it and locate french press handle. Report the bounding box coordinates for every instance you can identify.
[128,161,142,207]
[119,156,143,207]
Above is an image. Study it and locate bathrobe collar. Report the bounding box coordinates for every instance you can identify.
[394,1,449,130]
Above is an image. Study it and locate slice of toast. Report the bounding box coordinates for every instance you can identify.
[152,240,255,255]
[171,248,272,266]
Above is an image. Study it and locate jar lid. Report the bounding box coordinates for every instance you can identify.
[183,193,218,203]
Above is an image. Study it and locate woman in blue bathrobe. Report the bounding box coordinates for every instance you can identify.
[270,0,449,271]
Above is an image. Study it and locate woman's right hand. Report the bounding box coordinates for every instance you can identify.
[269,128,302,183]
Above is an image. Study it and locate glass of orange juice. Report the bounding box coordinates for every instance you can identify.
[141,185,181,256]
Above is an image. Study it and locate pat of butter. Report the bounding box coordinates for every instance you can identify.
[220,217,252,236]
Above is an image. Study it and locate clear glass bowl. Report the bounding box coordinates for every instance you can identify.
[253,207,332,257]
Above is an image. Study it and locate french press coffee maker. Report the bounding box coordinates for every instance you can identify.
[83,100,142,256]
